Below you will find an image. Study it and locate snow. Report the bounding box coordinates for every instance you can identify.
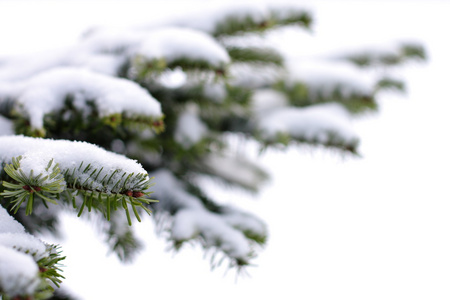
[1,67,162,130]
[0,233,47,260]
[157,2,311,35]
[286,58,375,97]
[174,105,208,148]
[203,153,268,191]
[258,103,358,145]
[0,206,45,296]
[0,1,442,299]
[251,88,289,114]
[0,26,230,81]
[251,89,358,145]
[0,245,40,296]
[151,169,263,261]
[136,27,230,67]
[0,135,150,193]
[203,82,227,102]
[0,205,25,234]
[172,208,251,259]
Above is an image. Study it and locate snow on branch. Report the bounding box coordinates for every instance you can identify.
[201,153,269,193]
[287,59,375,100]
[334,41,427,67]
[78,26,230,77]
[151,169,266,267]
[0,136,157,225]
[157,3,312,36]
[0,67,163,135]
[0,206,65,299]
[253,90,359,153]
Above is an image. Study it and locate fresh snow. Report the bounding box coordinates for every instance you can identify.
[0,67,162,130]
[0,26,231,81]
[0,206,44,296]
[286,58,375,97]
[136,27,230,67]
[203,153,268,191]
[0,245,40,296]
[151,169,266,260]
[258,103,358,144]
[0,204,26,234]
[174,104,208,148]
[155,2,311,35]
[251,88,289,114]
[0,135,150,193]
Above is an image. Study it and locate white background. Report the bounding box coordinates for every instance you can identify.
[1,1,449,299]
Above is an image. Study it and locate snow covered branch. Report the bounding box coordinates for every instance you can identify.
[0,2,426,297]
[0,206,65,299]
[0,136,157,225]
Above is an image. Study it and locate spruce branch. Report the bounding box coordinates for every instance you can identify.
[226,46,284,66]
[342,42,427,67]
[212,8,312,37]
[1,156,65,215]
[0,136,158,225]
[274,80,378,114]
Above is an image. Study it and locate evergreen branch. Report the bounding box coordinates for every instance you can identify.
[131,55,228,80]
[35,244,66,298]
[227,46,284,66]
[105,211,144,262]
[1,157,65,215]
[376,77,406,92]
[259,130,360,155]
[212,9,312,37]
[151,170,267,268]
[274,81,378,114]
[0,137,158,224]
[343,42,427,67]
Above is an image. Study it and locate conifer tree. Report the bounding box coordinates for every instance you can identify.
[0,3,425,299]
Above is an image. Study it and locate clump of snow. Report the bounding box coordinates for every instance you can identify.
[203,82,227,102]
[258,103,358,145]
[0,205,25,234]
[150,169,202,210]
[251,88,289,115]
[0,245,40,296]
[150,3,266,34]
[203,153,268,191]
[172,208,251,259]
[174,104,208,148]
[222,207,267,238]
[0,233,47,260]
[1,67,162,130]
[286,59,375,98]
[0,25,230,82]
[0,135,150,193]
[0,206,46,297]
[156,2,310,35]
[151,169,261,261]
[136,27,230,67]
[229,63,284,88]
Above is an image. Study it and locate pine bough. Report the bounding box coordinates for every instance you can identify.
[0,3,425,299]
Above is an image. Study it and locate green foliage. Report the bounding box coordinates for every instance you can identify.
[212,8,312,36]
[1,157,64,215]
[226,46,283,66]
[35,245,66,299]
[344,43,427,67]
[1,155,158,225]
[274,80,378,114]
[0,4,426,299]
